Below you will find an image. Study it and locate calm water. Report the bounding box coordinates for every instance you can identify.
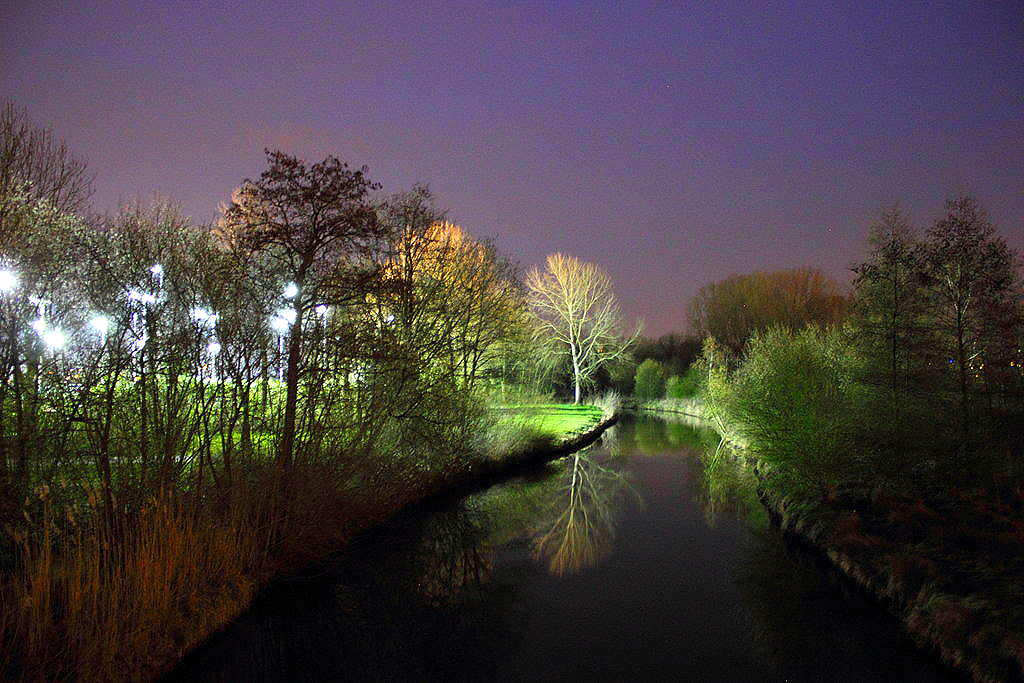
[168,415,964,682]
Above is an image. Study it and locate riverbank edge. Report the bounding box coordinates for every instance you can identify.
[159,411,619,681]
[622,396,704,418]
[752,473,1021,683]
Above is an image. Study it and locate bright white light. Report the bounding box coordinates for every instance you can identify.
[315,304,328,316]
[279,308,297,324]
[0,270,17,293]
[90,315,110,333]
[31,318,46,335]
[207,341,221,355]
[384,314,395,324]
[42,329,65,350]
[283,283,299,299]
[141,293,156,305]
[128,289,143,301]
[150,264,163,276]
[134,336,147,351]
[270,316,289,333]
[192,307,211,322]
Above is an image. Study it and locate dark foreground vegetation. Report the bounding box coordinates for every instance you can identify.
[0,103,624,681]
[696,201,1024,681]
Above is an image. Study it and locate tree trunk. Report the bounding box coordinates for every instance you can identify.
[956,311,969,456]
[571,345,581,404]
[278,308,303,469]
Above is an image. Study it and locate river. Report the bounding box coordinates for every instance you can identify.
[167,414,964,682]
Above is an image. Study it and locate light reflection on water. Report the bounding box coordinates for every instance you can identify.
[167,414,964,683]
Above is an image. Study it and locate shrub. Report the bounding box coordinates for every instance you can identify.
[634,359,668,400]
[723,324,860,494]
[666,364,701,398]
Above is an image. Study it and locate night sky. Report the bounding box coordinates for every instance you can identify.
[3,1,1022,336]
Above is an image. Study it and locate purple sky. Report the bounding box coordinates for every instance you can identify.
[3,1,1022,336]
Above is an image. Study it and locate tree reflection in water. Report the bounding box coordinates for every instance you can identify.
[531,451,638,576]
[167,415,963,683]
[169,504,525,682]
[699,439,965,682]
[732,528,965,682]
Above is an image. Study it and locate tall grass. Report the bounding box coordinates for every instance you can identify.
[587,390,621,420]
[2,487,260,682]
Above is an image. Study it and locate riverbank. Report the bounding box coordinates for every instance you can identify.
[622,396,704,417]
[151,405,618,682]
[745,461,1024,682]
[0,404,616,682]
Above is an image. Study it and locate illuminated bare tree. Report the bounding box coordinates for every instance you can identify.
[526,253,636,403]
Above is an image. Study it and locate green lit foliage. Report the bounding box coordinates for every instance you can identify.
[0,126,551,680]
[665,364,702,399]
[633,358,668,400]
[723,325,860,495]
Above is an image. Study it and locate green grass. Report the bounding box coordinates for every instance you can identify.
[493,404,603,439]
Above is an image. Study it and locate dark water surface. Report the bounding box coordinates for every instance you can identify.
[168,415,964,682]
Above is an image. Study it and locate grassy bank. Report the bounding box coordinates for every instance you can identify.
[750,475,1024,683]
[622,396,704,417]
[1,403,610,683]
[699,323,1024,682]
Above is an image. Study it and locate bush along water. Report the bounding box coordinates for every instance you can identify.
[700,319,1024,682]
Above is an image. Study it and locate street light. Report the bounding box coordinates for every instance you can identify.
[192,307,218,326]
[0,270,17,293]
[42,329,65,351]
[270,316,289,334]
[150,263,164,289]
[270,315,288,380]
[90,315,110,346]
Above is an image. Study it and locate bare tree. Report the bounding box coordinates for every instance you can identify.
[0,101,93,221]
[851,205,925,414]
[921,196,1022,455]
[526,253,636,403]
[219,150,384,468]
[688,267,847,355]
[531,452,634,575]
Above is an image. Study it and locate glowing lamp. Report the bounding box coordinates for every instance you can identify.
[270,316,289,333]
[90,315,110,334]
[0,270,17,293]
[42,329,65,350]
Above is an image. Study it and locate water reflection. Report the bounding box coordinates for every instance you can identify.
[699,425,965,682]
[530,452,637,575]
[168,415,964,683]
